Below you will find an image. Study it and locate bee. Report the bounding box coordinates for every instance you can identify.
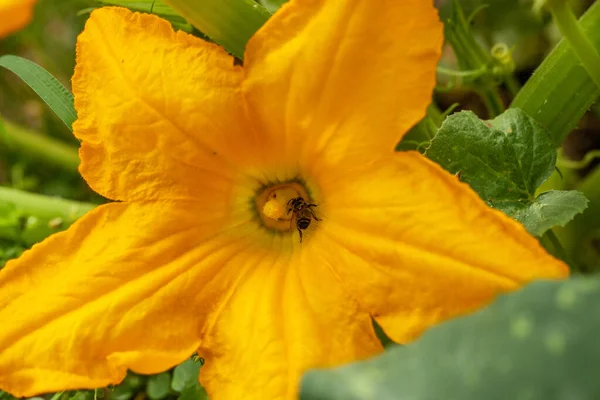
[287,196,321,243]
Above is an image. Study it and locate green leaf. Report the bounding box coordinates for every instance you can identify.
[426,108,587,235]
[163,0,271,59]
[511,1,600,144]
[0,55,76,132]
[513,190,589,236]
[68,393,93,400]
[146,372,171,400]
[0,390,15,400]
[96,0,193,32]
[110,373,145,400]
[257,0,288,13]
[301,277,600,400]
[0,244,25,269]
[171,358,202,392]
[177,383,208,400]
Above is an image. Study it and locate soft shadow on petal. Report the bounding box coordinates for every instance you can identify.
[0,0,36,38]
[319,151,569,343]
[198,236,381,400]
[73,7,261,202]
[0,201,250,397]
[243,0,443,168]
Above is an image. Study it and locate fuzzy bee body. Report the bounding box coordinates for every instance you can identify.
[297,216,311,230]
[287,196,320,242]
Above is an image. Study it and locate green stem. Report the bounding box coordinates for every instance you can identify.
[557,149,600,169]
[396,104,443,151]
[0,187,95,222]
[511,1,600,145]
[0,117,80,173]
[547,0,600,89]
[505,75,521,99]
[479,87,505,117]
[445,0,506,118]
[544,229,570,263]
[437,65,487,79]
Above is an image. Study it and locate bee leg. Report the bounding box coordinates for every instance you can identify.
[308,208,321,221]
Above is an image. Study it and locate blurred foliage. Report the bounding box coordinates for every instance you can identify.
[301,277,600,400]
[0,0,97,198]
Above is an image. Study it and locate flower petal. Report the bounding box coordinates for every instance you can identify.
[0,201,245,397]
[243,0,443,167]
[0,0,36,38]
[319,151,569,343]
[73,7,257,202]
[198,239,382,400]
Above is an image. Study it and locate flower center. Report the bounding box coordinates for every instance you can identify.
[255,181,312,232]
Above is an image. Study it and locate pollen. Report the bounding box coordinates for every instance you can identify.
[263,198,285,220]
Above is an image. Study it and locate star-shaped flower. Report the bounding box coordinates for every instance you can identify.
[0,2,567,399]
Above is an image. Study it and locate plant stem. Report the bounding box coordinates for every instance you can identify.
[547,0,600,89]
[505,75,521,99]
[445,0,506,118]
[557,149,600,169]
[0,117,80,173]
[396,104,443,151]
[0,187,95,222]
[479,88,505,118]
[511,1,600,145]
[544,229,570,263]
[437,65,487,79]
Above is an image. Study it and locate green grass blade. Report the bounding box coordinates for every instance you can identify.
[0,55,76,132]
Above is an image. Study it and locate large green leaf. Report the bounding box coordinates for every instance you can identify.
[301,277,600,400]
[426,109,587,235]
[0,55,76,131]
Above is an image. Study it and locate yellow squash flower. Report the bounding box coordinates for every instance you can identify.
[0,0,36,37]
[0,2,567,399]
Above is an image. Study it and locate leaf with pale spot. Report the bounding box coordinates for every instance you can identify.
[301,277,600,400]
